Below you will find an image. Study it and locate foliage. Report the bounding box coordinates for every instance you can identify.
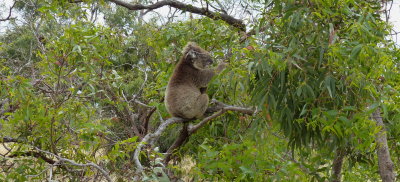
[0,0,399,181]
[250,0,399,166]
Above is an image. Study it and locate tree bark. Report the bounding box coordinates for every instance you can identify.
[108,0,246,31]
[373,108,395,182]
[331,148,345,182]
[164,123,189,163]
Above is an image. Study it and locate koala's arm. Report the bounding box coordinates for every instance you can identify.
[215,62,227,74]
[197,62,227,87]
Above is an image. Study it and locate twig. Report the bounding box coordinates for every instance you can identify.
[1,142,11,156]
[104,84,142,138]
[133,99,153,108]
[282,152,311,174]
[26,166,50,178]
[214,0,228,14]
[131,66,148,103]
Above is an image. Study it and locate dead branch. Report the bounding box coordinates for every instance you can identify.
[2,137,111,181]
[0,1,16,22]
[33,147,112,182]
[108,0,246,31]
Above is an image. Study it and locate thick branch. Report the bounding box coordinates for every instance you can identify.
[165,102,255,163]
[188,105,254,134]
[133,117,187,172]
[373,109,395,182]
[164,123,189,163]
[143,106,157,135]
[331,148,346,182]
[108,0,246,31]
[134,101,254,172]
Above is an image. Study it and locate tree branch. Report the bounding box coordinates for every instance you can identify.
[8,151,56,165]
[2,136,21,143]
[0,1,16,22]
[165,101,255,163]
[331,148,346,182]
[108,0,246,31]
[2,137,111,181]
[164,123,189,163]
[103,84,143,139]
[188,105,254,134]
[373,108,395,182]
[133,101,254,173]
[133,117,187,172]
[33,147,112,182]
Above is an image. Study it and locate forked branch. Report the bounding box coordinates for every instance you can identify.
[133,100,255,172]
[33,147,112,182]
[1,137,111,182]
[133,117,188,172]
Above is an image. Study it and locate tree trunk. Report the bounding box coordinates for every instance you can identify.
[373,108,395,182]
[331,148,345,182]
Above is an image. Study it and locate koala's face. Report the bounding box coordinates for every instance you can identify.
[185,45,213,70]
[193,54,213,70]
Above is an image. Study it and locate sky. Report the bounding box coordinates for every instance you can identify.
[0,0,399,44]
[387,0,400,43]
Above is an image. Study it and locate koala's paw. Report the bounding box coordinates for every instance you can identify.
[217,62,228,72]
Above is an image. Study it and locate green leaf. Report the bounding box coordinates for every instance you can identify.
[350,44,363,60]
[300,104,308,116]
[325,76,335,98]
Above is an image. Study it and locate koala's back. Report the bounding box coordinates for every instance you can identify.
[165,62,203,119]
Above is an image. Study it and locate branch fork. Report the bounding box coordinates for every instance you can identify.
[132,100,255,173]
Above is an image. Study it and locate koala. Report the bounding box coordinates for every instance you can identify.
[165,42,226,119]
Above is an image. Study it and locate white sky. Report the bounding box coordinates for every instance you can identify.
[388,0,400,43]
[0,0,399,44]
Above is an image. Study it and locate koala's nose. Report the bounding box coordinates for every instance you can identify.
[207,58,213,65]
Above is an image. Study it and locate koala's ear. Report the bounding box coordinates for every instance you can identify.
[186,49,197,59]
